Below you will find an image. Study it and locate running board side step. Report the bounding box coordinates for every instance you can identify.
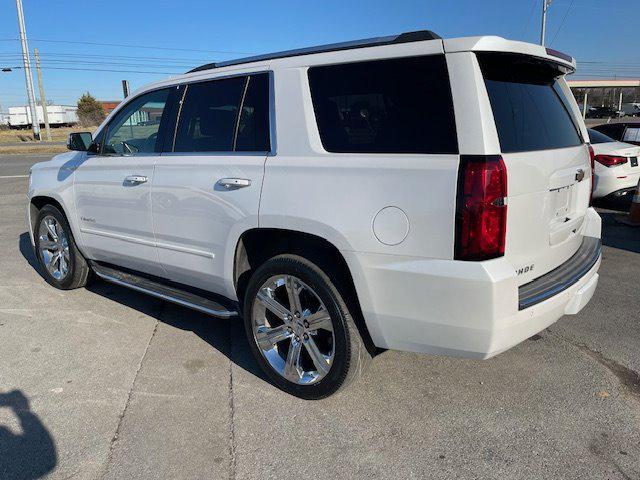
[90,262,238,319]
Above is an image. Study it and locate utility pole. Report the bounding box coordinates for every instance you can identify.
[15,0,40,140]
[34,48,52,141]
[540,0,553,46]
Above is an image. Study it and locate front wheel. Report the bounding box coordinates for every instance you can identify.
[243,254,370,399]
[34,204,92,290]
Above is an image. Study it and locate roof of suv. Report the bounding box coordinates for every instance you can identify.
[120,31,576,112]
[185,30,575,76]
[187,30,441,73]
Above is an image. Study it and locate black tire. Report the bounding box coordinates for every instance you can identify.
[34,204,92,290]
[242,254,370,399]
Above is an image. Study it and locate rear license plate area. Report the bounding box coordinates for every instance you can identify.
[553,186,571,219]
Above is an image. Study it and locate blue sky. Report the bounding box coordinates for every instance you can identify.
[1,0,638,108]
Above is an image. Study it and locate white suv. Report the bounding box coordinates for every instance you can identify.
[28,31,602,399]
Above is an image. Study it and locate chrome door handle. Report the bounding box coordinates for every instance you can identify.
[124,175,148,185]
[217,178,251,189]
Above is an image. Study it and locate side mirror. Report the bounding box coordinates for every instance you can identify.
[67,132,93,151]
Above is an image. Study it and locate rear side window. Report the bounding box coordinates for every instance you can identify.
[478,53,582,153]
[173,74,270,152]
[308,55,458,154]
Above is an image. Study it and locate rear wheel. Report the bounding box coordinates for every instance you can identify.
[243,254,369,399]
[34,204,91,290]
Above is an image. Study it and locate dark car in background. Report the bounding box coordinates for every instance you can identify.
[592,122,640,146]
[586,106,622,119]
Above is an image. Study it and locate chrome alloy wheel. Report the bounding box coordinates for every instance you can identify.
[252,275,335,385]
[38,215,70,281]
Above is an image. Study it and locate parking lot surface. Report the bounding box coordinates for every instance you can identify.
[1,154,639,480]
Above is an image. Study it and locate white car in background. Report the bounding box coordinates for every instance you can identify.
[589,128,640,199]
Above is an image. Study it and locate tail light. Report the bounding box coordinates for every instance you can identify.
[594,154,628,167]
[455,155,507,261]
[588,144,595,206]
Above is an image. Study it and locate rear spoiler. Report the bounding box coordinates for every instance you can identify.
[444,36,576,73]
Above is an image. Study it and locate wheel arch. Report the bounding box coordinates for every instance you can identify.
[29,195,68,239]
[233,228,378,355]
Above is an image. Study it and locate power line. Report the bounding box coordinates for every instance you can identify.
[0,51,211,63]
[0,37,254,55]
[550,0,575,46]
[3,65,180,75]
[0,56,193,69]
[1,58,193,69]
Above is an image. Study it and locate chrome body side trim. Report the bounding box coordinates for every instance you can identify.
[518,236,601,310]
[81,227,214,259]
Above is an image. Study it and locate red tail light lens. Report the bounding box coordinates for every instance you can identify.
[594,154,628,167]
[455,155,507,261]
[588,144,595,206]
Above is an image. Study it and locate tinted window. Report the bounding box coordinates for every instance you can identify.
[623,127,640,143]
[593,123,625,140]
[174,77,245,152]
[588,128,615,144]
[235,73,270,151]
[478,53,582,153]
[103,88,170,155]
[308,55,458,154]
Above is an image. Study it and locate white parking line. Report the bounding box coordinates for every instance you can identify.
[0,175,29,179]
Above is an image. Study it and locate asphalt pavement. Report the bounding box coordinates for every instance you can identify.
[1,154,639,480]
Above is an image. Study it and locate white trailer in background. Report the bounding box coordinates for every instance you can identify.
[8,105,78,128]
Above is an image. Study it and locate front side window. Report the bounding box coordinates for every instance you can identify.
[308,55,458,154]
[103,88,171,155]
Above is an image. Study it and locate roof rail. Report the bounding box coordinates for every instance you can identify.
[187,30,441,74]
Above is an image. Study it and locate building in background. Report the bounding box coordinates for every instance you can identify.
[99,100,121,115]
[568,79,640,117]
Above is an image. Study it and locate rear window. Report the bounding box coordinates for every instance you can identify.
[308,55,458,154]
[592,123,625,140]
[588,128,615,144]
[478,53,582,153]
[623,127,640,143]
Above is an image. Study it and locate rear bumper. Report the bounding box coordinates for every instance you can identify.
[343,208,602,359]
[518,236,600,310]
[593,171,640,198]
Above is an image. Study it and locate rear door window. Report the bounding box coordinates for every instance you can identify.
[235,73,271,152]
[174,77,245,152]
[308,55,458,154]
[478,53,582,153]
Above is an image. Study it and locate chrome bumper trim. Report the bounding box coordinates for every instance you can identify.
[518,236,601,310]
